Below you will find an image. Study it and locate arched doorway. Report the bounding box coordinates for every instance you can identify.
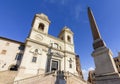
[9,64,18,71]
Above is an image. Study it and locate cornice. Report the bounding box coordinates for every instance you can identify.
[0,36,24,44]
[26,38,75,55]
[36,14,51,23]
[32,28,74,46]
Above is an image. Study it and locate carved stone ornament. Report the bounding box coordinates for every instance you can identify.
[30,47,42,55]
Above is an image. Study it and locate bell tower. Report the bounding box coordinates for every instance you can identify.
[58,26,74,44]
[29,13,51,39]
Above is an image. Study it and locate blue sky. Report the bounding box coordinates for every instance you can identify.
[0,0,120,79]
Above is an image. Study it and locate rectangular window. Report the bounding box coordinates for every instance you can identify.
[69,63,72,68]
[1,50,7,55]
[32,57,37,63]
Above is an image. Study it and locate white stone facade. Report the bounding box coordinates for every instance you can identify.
[0,13,85,84]
[0,37,24,71]
[15,13,78,80]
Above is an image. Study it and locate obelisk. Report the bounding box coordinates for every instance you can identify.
[88,7,120,84]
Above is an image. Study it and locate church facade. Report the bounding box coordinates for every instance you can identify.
[0,13,86,84]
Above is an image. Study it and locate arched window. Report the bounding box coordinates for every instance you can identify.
[67,35,71,42]
[61,37,64,40]
[54,43,58,49]
[38,23,45,31]
[9,65,18,71]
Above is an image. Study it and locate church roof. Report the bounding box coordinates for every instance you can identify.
[36,13,51,23]
[58,26,73,36]
[0,36,24,44]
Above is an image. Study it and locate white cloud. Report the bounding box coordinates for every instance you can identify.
[82,67,94,80]
[74,4,87,20]
[75,5,83,19]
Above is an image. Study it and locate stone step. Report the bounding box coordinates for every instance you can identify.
[0,70,18,84]
[14,73,56,84]
[14,71,88,84]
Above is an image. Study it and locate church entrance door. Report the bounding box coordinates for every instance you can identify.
[51,60,58,71]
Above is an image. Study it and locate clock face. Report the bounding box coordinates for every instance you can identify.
[35,34,43,41]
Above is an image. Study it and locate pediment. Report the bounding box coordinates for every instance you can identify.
[50,52,63,58]
[29,47,42,55]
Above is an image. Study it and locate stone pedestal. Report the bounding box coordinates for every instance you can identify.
[92,47,120,84]
[92,47,118,75]
[95,73,120,84]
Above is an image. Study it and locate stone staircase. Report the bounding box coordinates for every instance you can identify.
[66,72,87,84]
[14,71,87,84]
[0,71,88,84]
[0,70,18,84]
[14,71,56,84]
